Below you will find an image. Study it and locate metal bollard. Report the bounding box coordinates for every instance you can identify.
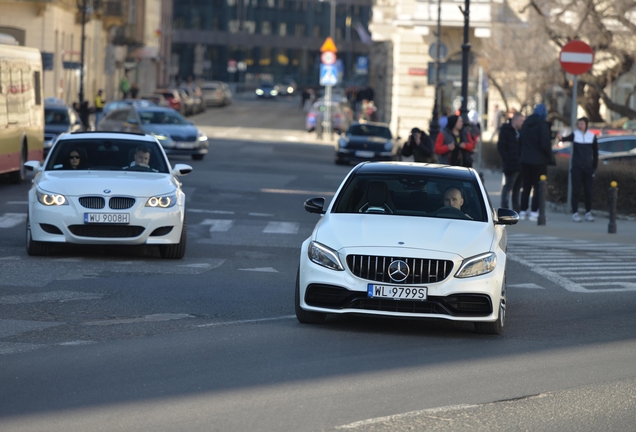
[608,181,618,234]
[538,174,547,225]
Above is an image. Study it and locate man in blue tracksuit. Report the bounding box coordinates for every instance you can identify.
[559,117,599,222]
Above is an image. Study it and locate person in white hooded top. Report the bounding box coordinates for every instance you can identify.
[558,117,599,222]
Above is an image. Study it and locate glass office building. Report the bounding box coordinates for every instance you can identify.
[172,0,372,85]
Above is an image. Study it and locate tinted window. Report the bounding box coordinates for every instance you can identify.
[46,139,169,173]
[45,108,70,125]
[332,173,487,222]
[347,124,392,139]
[138,110,188,125]
[105,109,132,122]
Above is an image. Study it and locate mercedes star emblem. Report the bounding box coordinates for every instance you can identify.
[388,260,409,282]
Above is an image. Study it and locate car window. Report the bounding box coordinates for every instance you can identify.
[138,110,188,125]
[45,108,70,125]
[332,173,487,222]
[106,109,132,122]
[347,125,392,139]
[45,139,169,173]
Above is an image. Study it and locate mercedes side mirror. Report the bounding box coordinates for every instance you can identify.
[495,208,519,225]
[304,197,326,214]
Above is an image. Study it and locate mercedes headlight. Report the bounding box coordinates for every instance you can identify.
[455,252,497,278]
[145,193,177,208]
[308,241,344,271]
[36,190,68,206]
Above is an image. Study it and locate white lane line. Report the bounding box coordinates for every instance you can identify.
[188,208,235,215]
[0,213,27,228]
[249,212,274,217]
[508,253,587,293]
[196,315,295,328]
[84,313,194,326]
[540,264,629,269]
[263,221,299,234]
[58,340,97,346]
[238,267,279,273]
[201,219,234,232]
[559,270,636,275]
[570,275,636,280]
[508,283,544,289]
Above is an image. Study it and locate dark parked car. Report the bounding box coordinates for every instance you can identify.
[43,102,84,156]
[97,106,209,161]
[335,122,401,165]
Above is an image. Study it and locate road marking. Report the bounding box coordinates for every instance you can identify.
[196,315,295,328]
[263,221,299,234]
[238,267,279,273]
[0,290,103,305]
[283,136,300,141]
[571,275,636,280]
[188,208,235,215]
[202,219,234,232]
[508,283,544,289]
[249,212,274,217]
[261,188,335,196]
[58,340,97,346]
[214,126,241,137]
[84,313,195,326]
[0,213,26,228]
[560,270,636,275]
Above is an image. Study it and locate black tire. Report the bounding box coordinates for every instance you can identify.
[474,278,506,335]
[26,216,49,256]
[191,154,205,161]
[9,143,27,184]
[159,216,187,259]
[295,269,327,324]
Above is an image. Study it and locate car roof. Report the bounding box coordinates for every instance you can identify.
[63,131,155,141]
[135,107,179,113]
[598,134,636,141]
[349,121,391,128]
[355,162,477,180]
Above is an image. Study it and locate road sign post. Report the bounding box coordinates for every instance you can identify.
[560,40,594,215]
[320,37,338,141]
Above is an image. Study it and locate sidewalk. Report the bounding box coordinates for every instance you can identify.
[481,170,636,244]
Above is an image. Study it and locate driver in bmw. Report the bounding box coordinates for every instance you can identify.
[125,146,158,172]
[442,187,472,219]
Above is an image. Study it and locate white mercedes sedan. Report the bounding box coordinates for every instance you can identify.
[297,162,519,334]
[24,132,192,259]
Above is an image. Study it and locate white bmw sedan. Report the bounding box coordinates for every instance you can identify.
[24,132,192,259]
[297,162,519,334]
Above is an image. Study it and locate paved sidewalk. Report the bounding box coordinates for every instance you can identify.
[481,170,636,244]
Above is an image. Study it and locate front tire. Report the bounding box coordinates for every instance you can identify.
[26,216,49,256]
[295,269,326,324]
[159,216,187,259]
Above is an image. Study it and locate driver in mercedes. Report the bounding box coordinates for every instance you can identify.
[441,187,472,219]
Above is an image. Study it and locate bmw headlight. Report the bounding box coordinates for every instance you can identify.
[36,190,68,206]
[384,141,394,151]
[145,193,177,208]
[308,241,344,271]
[455,252,497,278]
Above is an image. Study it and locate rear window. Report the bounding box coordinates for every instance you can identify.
[46,139,169,174]
[138,110,188,125]
[332,173,487,222]
[347,125,392,139]
[45,108,69,125]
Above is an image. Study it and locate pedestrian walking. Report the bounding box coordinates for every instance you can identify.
[120,74,130,99]
[519,103,553,221]
[558,117,598,222]
[497,113,525,212]
[130,83,139,99]
[434,115,475,167]
[94,89,105,126]
[401,127,437,163]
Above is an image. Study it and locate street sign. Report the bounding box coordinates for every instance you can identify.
[320,64,338,86]
[320,37,338,53]
[428,42,448,60]
[559,40,594,75]
[227,59,237,73]
[321,51,336,65]
[355,56,368,75]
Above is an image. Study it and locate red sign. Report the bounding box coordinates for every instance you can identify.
[559,40,594,75]
[321,51,336,65]
[408,67,427,76]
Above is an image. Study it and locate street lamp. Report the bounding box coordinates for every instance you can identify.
[429,0,443,144]
[459,0,471,123]
[77,0,89,128]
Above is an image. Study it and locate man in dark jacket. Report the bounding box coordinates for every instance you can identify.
[497,113,525,211]
[519,103,552,221]
[402,127,437,163]
[558,117,598,222]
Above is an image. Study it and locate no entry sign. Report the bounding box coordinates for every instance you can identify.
[559,40,594,75]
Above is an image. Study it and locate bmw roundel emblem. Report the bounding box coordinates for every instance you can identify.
[104,189,111,194]
[388,260,410,282]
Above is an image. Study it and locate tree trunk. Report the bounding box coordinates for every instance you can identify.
[580,85,604,122]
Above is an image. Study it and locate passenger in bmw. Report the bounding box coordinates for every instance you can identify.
[65,148,86,170]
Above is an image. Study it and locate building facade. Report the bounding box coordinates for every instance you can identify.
[172,0,373,86]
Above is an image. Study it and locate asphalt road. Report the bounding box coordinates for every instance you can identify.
[1,96,635,431]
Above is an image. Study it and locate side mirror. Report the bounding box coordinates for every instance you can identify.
[25,161,42,172]
[172,163,193,176]
[495,208,519,225]
[304,197,326,214]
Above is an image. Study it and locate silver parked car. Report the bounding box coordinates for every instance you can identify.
[201,81,232,107]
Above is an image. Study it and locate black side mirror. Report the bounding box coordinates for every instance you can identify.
[304,197,326,214]
[495,208,519,225]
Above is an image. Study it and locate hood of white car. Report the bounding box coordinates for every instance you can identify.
[315,214,494,258]
[36,171,176,197]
